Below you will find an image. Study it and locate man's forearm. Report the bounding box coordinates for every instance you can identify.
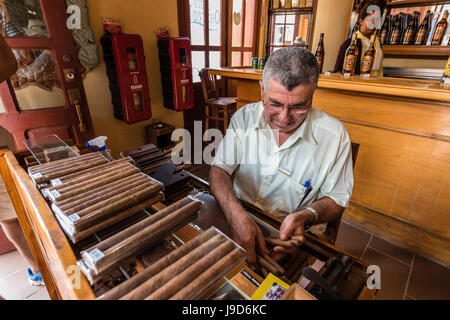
[302,197,344,225]
[209,166,246,224]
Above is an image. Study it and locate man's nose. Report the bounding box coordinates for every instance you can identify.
[278,107,290,122]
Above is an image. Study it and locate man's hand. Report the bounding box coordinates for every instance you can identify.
[230,211,269,270]
[272,210,313,256]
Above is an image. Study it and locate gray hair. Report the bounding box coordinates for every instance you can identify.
[262,47,319,92]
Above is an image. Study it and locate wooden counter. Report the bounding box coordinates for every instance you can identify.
[209,67,450,267]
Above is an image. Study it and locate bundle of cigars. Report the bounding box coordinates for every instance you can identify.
[78,196,204,284]
[96,226,245,300]
[28,152,165,243]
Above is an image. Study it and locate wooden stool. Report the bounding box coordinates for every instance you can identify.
[199,68,237,133]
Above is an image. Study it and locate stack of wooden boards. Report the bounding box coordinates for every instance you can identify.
[120,143,191,201]
[28,152,165,243]
[78,196,204,284]
[96,226,245,300]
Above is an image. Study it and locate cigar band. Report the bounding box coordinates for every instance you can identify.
[31,172,43,179]
[69,213,81,222]
[51,178,62,187]
[88,248,105,263]
[51,190,61,198]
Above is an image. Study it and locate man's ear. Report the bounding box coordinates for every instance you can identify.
[259,80,264,98]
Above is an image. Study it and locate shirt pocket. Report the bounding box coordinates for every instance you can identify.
[275,177,307,214]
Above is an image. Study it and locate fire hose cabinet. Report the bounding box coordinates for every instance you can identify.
[111,34,152,124]
[157,37,194,111]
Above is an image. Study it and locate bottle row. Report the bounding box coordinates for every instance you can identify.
[272,0,313,9]
[379,9,448,46]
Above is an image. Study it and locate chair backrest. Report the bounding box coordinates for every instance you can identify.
[199,68,218,103]
[327,142,360,244]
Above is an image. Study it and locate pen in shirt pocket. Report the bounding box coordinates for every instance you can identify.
[299,180,312,205]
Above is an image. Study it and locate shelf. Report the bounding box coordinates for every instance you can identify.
[386,0,450,7]
[383,44,450,56]
[269,7,313,14]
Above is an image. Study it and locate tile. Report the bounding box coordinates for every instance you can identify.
[362,247,410,300]
[0,250,27,278]
[334,221,372,258]
[407,255,450,300]
[368,235,413,266]
[24,287,50,300]
[0,268,40,300]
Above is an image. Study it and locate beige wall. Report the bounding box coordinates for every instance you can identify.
[310,0,353,73]
[84,0,183,158]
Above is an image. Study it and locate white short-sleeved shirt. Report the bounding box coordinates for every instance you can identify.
[211,102,354,220]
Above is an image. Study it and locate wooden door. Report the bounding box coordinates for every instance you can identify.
[0,0,94,150]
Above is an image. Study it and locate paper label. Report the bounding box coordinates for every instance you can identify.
[50,190,61,198]
[69,213,80,222]
[89,248,105,263]
[31,173,43,179]
[51,178,62,187]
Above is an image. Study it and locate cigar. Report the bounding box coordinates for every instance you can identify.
[86,197,195,252]
[72,193,164,243]
[56,173,144,207]
[170,248,245,300]
[58,174,148,211]
[256,249,285,275]
[54,157,133,184]
[97,228,217,300]
[50,161,134,191]
[28,152,100,174]
[119,234,225,300]
[256,255,280,275]
[145,241,235,300]
[65,179,155,216]
[73,183,164,231]
[53,166,141,203]
[265,237,304,248]
[33,158,108,184]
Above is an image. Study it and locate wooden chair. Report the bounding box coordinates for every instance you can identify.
[325,142,360,244]
[199,68,237,133]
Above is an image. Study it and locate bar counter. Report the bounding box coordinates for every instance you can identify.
[209,67,450,267]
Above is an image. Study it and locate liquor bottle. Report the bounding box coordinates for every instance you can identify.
[414,10,431,45]
[431,10,449,45]
[380,16,389,44]
[441,56,450,83]
[361,34,376,75]
[342,33,359,75]
[315,33,325,73]
[390,16,402,44]
[273,0,280,9]
[402,17,416,44]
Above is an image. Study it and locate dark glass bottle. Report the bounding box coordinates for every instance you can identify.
[431,10,449,45]
[315,33,325,74]
[390,16,402,45]
[380,16,389,44]
[414,10,431,45]
[361,34,376,75]
[402,17,416,44]
[343,33,359,75]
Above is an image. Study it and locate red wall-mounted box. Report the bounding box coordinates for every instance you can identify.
[111,34,151,124]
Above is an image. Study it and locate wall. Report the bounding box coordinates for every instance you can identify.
[310,0,354,73]
[83,0,183,158]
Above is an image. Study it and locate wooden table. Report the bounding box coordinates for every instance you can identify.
[0,146,377,300]
[208,68,450,267]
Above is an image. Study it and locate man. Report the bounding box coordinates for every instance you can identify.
[0,34,44,288]
[209,47,354,269]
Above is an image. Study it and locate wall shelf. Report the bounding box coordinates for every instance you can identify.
[386,0,450,7]
[269,7,313,14]
[383,45,450,56]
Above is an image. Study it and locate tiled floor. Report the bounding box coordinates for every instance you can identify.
[335,220,450,300]
[0,249,50,300]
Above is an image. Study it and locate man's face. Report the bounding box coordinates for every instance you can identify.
[260,78,314,135]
